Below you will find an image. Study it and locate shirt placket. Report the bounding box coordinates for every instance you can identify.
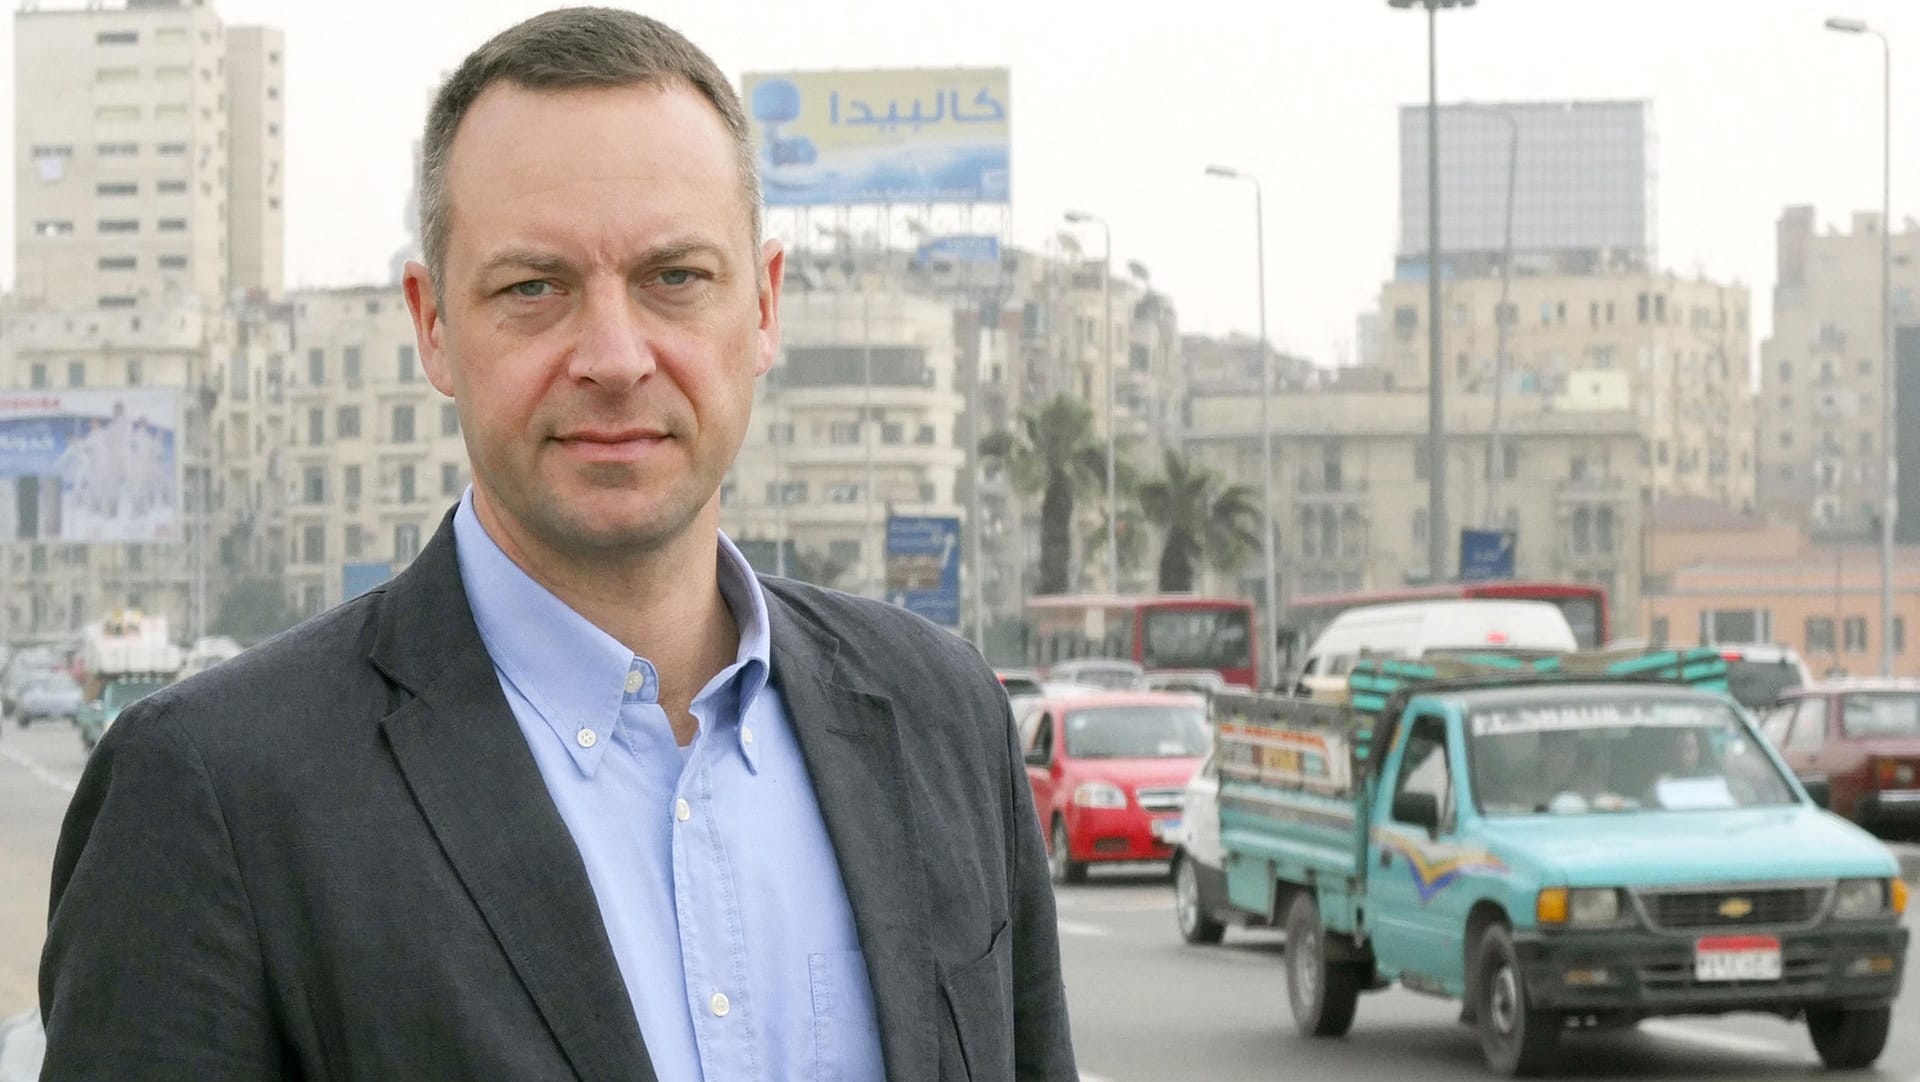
[672,696,759,1081]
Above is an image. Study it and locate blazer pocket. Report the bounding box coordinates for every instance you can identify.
[939,921,1013,1082]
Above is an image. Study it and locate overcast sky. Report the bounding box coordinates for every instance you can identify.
[6,0,1918,367]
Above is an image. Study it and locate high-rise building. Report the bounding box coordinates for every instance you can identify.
[1398,100,1653,278]
[1758,205,1920,534]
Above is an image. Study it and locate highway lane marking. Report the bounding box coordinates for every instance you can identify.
[1639,1020,1792,1058]
[1055,919,1110,938]
[0,745,76,796]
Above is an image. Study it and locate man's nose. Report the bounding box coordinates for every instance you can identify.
[568,283,658,391]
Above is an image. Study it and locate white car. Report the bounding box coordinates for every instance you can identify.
[1156,753,1272,944]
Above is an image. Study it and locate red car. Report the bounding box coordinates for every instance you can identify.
[1014,690,1209,883]
[1759,680,1920,835]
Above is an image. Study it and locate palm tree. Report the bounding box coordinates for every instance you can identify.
[979,394,1108,595]
[1136,448,1261,593]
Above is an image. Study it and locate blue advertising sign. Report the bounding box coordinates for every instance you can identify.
[0,388,179,543]
[742,68,1010,206]
[1459,528,1517,582]
[885,515,961,627]
[915,234,1001,266]
[342,561,394,603]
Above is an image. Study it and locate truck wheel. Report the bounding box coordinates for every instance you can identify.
[1049,818,1085,885]
[1808,1006,1891,1069]
[1173,853,1226,945]
[1472,924,1559,1077]
[1285,893,1361,1037]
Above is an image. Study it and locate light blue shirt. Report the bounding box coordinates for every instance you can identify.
[453,493,885,1081]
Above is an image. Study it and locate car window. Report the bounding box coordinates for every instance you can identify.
[1061,704,1208,759]
[1840,693,1920,738]
[1757,701,1797,745]
[1392,716,1453,829]
[1785,698,1828,752]
[1723,659,1804,711]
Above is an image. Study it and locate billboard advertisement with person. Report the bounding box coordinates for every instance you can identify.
[0,389,180,543]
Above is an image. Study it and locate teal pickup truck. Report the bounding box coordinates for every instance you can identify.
[1161,649,1910,1076]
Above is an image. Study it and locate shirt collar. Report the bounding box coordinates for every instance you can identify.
[452,489,772,777]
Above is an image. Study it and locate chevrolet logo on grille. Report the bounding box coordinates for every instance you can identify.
[1719,897,1755,919]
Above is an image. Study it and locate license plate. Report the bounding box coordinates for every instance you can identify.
[1151,818,1182,842]
[1694,935,1782,982]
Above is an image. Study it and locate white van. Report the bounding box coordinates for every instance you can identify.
[1292,599,1579,700]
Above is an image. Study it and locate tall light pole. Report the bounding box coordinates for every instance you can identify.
[818,223,880,597]
[1460,105,1518,528]
[1066,210,1118,594]
[1826,16,1894,675]
[1391,0,1476,581]
[1205,165,1278,686]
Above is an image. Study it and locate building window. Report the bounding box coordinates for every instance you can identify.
[96,182,137,196]
[126,359,142,386]
[345,525,364,559]
[97,295,138,310]
[307,407,324,446]
[302,524,325,564]
[1701,608,1772,645]
[152,104,186,121]
[881,423,904,445]
[829,421,861,445]
[98,219,140,234]
[1896,617,1906,654]
[303,465,325,504]
[441,463,462,498]
[343,346,362,385]
[397,345,416,383]
[915,424,936,445]
[157,218,187,232]
[33,220,74,236]
[1844,616,1869,654]
[392,406,416,443]
[156,179,186,194]
[1806,617,1836,654]
[67,362,84,388]
[158,254,187,269]
[828,483,860,504]
[336,406,361,438]
[767,422,793,445]
[394,524,422,565]
[344,465,362,502]
[96,30,138,45]
[307,348,324,385]
[1649,616,1670,645]
[29,364,47,390]
[440,404,459,437]
[398,465,417,504]
[156,142,187,156]
[97,256,136,271]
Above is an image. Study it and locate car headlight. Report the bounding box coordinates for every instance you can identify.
[1071,782,1128,809]
[1538,887,1624,927]
[1833,878,1894,919]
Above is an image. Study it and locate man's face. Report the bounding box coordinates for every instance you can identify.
[404,80,782,561]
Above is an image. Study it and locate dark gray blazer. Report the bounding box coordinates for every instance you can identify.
[39,513,1076,1081]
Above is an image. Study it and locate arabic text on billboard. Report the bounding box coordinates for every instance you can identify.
[0,390,180,543]
[743,68,1010,207]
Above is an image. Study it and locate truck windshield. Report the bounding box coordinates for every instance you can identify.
[1467,699,1798,815]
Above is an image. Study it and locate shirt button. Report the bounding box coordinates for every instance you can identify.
[742,727,754,746]
[575,728,597,749]
[675,798,691,822]
[625,671,644,694]
[710,992,730,1018]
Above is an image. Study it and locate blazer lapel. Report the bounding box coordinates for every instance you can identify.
[371,516,656,1082]
[766,592,938,1082]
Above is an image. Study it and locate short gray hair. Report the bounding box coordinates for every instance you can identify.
[418,7,760,295]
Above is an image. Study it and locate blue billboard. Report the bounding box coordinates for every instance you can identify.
[0,388,179,543]
[915,234,1001,266]
[885,515,961,627]
[743,68,1010,206]
[1459,528,1517,582]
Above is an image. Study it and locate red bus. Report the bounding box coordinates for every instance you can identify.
[1279,580,1610,668]
[1022,594,1258,689]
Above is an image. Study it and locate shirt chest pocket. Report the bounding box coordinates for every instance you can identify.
[809,949,886,1082]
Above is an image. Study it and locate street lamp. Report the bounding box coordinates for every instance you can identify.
[1457,105,1519,529]
[1391,0,1477,582]
[1065,209,1118,594]
[1205,164,1279,687]
[818,223,879,598]
[1825,15,1895,675]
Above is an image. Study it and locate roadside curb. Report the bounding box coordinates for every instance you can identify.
[1892,843,1920,884]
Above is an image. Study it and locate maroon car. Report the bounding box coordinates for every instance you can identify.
[1759,680,1920,835]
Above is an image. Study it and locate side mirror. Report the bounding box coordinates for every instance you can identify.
[1801,775,1832,810]
[1393,790,1441,836]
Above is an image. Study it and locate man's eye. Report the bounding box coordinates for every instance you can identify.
[658,269,696,287]
[507,280,552,298]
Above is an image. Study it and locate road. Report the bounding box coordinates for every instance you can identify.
[1058,864,1920,1082]
[5,726,1920,1079]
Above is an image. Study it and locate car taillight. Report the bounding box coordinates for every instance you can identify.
[1873,758,1917,789]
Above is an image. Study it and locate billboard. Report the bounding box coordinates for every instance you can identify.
[742,68,1010,206]
[1459,528,1517,582]
[0,389,179,543]
[885,515,961,627]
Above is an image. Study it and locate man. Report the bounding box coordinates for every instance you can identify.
[39,9,1075,1081]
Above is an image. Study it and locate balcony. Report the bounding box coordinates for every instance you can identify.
[1294,472,1368,503]
[1556,475,1629,503]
